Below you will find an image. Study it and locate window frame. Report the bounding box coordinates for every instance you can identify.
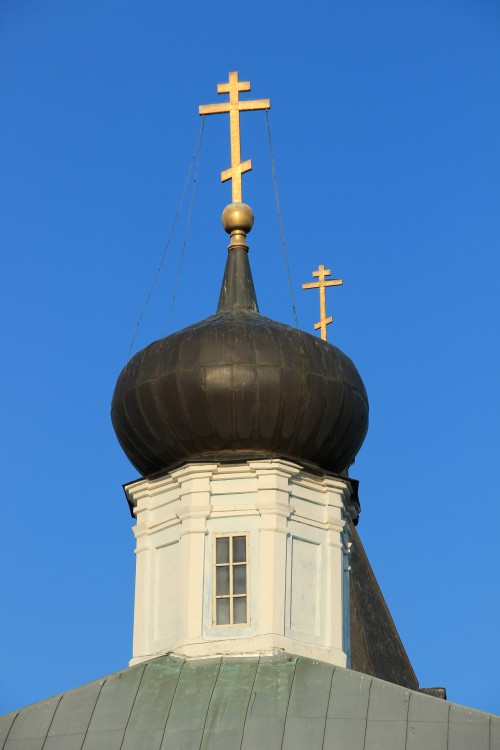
[212,532,250,627]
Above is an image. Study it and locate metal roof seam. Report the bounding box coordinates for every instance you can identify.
[199,657,223,747]
[361,677,374,750]
[446,701,451,750]
[239,654,261,750]
[1,711,19,750]
[39,695,63,750]
[80,676,107,746]
[118,663,148,750]
[321,665,337,750]
[157,657,185,748]
[280,657,299,750]
[403,690,412,750]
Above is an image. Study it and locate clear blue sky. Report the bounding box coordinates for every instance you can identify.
[1,0,499,717]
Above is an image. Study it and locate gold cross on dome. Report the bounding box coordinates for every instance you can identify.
[199,71,270,203]
[302,264,343,341]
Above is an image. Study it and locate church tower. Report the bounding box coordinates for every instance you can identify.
[111,72,369,669]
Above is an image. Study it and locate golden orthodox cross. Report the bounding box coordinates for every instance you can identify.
[199,71,270,203]
[302,264,343,341]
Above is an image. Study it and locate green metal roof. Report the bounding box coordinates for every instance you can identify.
[1,654,498,750]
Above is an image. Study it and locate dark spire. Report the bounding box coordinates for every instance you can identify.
[217,248,259,312]
[217,202,259,312]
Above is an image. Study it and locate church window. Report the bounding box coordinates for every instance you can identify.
[213,534,249,626]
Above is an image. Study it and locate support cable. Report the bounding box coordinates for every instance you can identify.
[127,117,205,357]
[165,116,205,334]
[265,110,299,328]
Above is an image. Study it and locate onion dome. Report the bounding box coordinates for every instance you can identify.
[111,204,369,477]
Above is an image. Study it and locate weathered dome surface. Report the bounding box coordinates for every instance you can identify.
[111,309,368,478]
[112,223,368,477]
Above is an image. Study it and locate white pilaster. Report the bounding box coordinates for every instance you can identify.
[252,461,299,636]
[173,465,215,645]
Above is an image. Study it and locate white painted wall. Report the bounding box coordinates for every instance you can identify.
[126,459,356,667]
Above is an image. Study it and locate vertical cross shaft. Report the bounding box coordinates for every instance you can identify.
[199,72,270,203]
[302,264,343,341]
[221,72,249,195]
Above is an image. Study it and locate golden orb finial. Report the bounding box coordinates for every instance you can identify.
[222,202,254,250]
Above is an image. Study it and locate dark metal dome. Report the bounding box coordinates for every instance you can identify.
[111,219,369,477]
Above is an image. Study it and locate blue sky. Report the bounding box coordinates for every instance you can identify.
[1,0,499,717]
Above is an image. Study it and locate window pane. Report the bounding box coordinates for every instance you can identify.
[216,566,230,596]
[233,597,247,624]
[216,537,229,564]
[216,598,230,625]
[233,565,246,595]
[233,536,246,562]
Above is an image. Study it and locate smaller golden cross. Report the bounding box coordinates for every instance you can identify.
[302,264,343,341]
[199,72,270,203]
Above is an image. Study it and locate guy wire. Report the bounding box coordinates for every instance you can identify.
[127,116,205,358]
[265,110,299,328]
[165,116,205,334]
